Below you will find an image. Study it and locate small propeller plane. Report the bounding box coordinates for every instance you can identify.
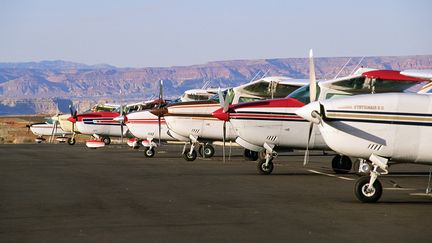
[212,50,431,175]
[66,101,154,148]
[296,69,432,203]
[156,76,308,161]
[27,115,72,143]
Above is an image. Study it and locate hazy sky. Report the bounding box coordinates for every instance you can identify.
[1,0,431,67]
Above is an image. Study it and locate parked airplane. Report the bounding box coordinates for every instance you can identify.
[67,101,156,148]
[27,115,72,143]
[296,70,432,202]
[58,103,121,145]
[212,51,430,175]
[156,76,308,161]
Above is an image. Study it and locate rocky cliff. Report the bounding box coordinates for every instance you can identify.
[1,55,431,115]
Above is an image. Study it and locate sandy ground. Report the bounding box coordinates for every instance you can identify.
[0,116,88,144]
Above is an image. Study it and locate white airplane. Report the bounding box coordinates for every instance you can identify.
[58,103,120,145]
[159,76,309,161]
[27,115,72,143]
[296,70,432,203]
[123,84,224,156]
[67,101,160,148]
[212,51,431,175]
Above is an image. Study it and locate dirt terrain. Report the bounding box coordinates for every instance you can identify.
[0,116,88,144]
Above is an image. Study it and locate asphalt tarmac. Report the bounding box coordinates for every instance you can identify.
[0,143,431,242]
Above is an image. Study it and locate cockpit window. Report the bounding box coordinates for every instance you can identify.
[209,89,232,103]
[287,84,320,104]
[329,76,422,93]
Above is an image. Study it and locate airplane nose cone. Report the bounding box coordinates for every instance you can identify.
[67,116,76,123]
[113,115,124,123]
[295,101,321,124]
[212,107,230,121]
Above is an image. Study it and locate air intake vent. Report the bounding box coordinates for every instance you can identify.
[368,143,383,151]
[266,135,277,142]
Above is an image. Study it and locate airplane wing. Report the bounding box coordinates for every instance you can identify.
[319,68,429,94]
[400,69,432,80]
[236,76,308,99]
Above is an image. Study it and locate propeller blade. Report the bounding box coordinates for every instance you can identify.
[303,122,314,166]
[120,123,124,143]
[158,79,164,145]
[69,105,74,117]
[309,49,317,103]
[158,115,162,145]
[222,121,226,163]
[49,121,56,143]
[159,79,164,103]
[218,88,225,108]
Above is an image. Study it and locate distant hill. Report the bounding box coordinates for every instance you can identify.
[1,55,432,115]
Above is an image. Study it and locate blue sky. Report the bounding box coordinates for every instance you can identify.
[1,0,431,67]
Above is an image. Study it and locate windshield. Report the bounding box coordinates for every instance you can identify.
[286,84,321,104]
[208,88,235,104]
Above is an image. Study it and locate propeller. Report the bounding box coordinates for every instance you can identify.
[303,49,318,166]
[218,88,229,163]
[120,104,124,143]
[158,79,163,145]
[68,104,79,137]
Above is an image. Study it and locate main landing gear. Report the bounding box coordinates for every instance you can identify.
[354,154,388,203]
[243,149,259,161]
[181,139,215,162]
[331,155,352,174]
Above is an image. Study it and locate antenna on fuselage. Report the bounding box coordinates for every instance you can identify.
[349,56,365,76]
[333,57,352,79]
[249,71,262,83]
[261,69,270,79]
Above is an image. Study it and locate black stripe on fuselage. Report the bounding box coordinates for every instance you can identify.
[230,117,308,122]
[327,110,432,117]
[234,111,298,116]
[325,117,432,126]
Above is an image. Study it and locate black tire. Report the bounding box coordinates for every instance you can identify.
[67,137,76,145]
[198,145,203,157]
[182,150,197,161]
[257,159,274,175]
[332,155,352,174]
[102,137,111,145]
[144,147,155,158]
[354,176,383,203]
[243,149,259,161]
[258,151,266,161]
[202,144,215,158]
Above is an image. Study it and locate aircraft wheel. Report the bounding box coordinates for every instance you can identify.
[202,144,215,158]
[67,137,76,145]
[354,176,382,203]
[102,136,111,145]
[257,159,274,175]
[183,150,197,161]
[243,149,258,161]
[144,147,155,158]
[332,155,352,174]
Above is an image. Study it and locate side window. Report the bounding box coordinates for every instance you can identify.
[238,96,263,103]
[325,92,352,100]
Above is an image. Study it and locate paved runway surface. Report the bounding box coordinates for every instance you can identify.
[0,144,431,242]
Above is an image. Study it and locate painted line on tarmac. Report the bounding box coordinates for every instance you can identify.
[308,169,355,181]
[383,187,417,191]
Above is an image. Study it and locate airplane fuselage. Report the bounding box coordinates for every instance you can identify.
[164,101,238,142]
[314,93,432,164]
[126,110,174,141]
